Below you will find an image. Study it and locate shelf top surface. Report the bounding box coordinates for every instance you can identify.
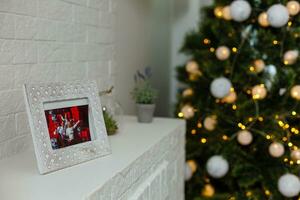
[0,116,184,200]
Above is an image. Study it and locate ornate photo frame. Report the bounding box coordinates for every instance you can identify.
[23,80,111,174]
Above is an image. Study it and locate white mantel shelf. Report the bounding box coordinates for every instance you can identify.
[0,116,186,200]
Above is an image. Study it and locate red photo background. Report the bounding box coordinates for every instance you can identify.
[45,105,91,149]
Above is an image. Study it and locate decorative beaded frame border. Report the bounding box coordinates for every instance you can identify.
[23,80,111,174]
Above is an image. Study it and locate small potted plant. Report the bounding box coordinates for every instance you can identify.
[132,67,158,123]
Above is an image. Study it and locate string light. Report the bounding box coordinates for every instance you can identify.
[246,191,252,197]
[222,135,229,141]
[273,40,279,45]
[288,21,292,27]
[248,117,253,122]
[249,66,255,72]
[178,112,184,118]
[282,137,288,142]
[232,47,238,53]
[292,111,297,116]
[238,123,246,130]
[197,122,202,128]
[191,129,197,135]
[210,47,215,52]
[201,138,207,144]
[266,134,271,140]
[288,142,293,147]
[284,157,289,162]
[265,190,271,196]
[203,38,211,45]
[258,116,264,122]
[232,104,237,110]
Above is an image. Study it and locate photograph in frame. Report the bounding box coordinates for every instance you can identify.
[23,81,111,174]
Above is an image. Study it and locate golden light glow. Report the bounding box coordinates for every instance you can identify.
[249,66,255,72]
[284,157,289,162]
[288,142,293,147]
[273,40,279,45]
[246,191,252,197]
[248,117,253,122]
[288,21,293,27]
[191,129,197,135]
[238,123,246,130]
[232,104,237,110]
[178,112,184,118]
[197,122,202,128]
[203,38,211,45]
[214,7,223,18]
[201,184,215,197]
[222,135,229,141]
[297,160,300,165]
[290,160,294,165]
[258,117,264,122]
[201,138,207,144]
[265,190,271,196]
[210,47,215,52]
[282,137,288,142]
[266,135,271,140]
[292,111,297,116]
[278,121,284,127]
[232,47,237,53]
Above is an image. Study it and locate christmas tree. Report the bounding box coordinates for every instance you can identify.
[176,0,300,199]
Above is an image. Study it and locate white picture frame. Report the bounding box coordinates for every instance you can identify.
[23,80,111,174]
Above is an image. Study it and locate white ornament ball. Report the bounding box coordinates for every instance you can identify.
[258,12,269,27]
[181,105,195,119]
[278,173,300,197]
[185,162,193,181]
[283,50,298,65]
[204,115,217,131]
[206,155,229,178]
[269,142,285,158]
[222,6,232,20]
[237,130,253,146]
[291,85,300,100]
[267,4,289,28]
[252,84,267,100]
[216,46,230,60]
[287,1,300,16]
[291,149,300,161]
[230,0,252,22]
[186,61,200,74]
[210,77,232,98]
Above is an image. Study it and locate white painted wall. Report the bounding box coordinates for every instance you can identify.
[115,0,171,116]
[0,0,117,160]
[169,0,212,106]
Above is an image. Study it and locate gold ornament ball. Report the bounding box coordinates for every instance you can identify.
[216,46,231,61]
[291,149,300,161]
[291,85,300,100]
[202,184,215,197]
[186,61,200,74]
[258,12,269,27]
[237,130,253,146]
[214,7,223,18]
[222,6,232,20]
[222,90,237,104]
[181,105,195,119]
[204,115,217,131]
[287,1,300,16]
[283,50,298,65]
[253,59,265,73]
[269,142,285,158]
[187,160,198,173]
[252,85,267,100]
[182,88,194,97]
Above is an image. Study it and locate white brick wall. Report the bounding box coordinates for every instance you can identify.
[0,0,117,160]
